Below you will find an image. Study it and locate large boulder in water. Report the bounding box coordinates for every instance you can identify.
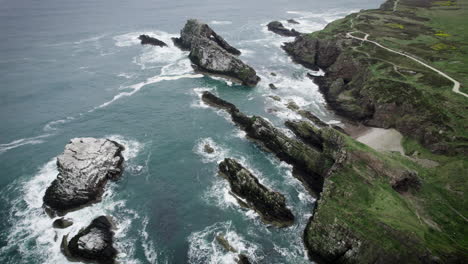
[43,138,124,215]
[66,216,117,264]
[173,19,240,55]
[173,19,260,86]
[267,21,301,37]
[138,34,167,47]
[218,158,295,227]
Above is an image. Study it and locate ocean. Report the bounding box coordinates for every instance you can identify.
[0,0,380,263]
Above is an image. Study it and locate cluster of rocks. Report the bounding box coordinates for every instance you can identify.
[172,19,260,86]
[202,91,334,196]
[42,138,124,264]
[215,234,252,264]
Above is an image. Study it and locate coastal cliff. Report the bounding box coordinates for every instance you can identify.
[283,0,468,156]
[281,0,468,262]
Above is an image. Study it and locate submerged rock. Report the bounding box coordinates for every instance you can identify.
[269,83,277,89]
[53,218,73,229]
[174,19,260,86]
[237,254,251,264]
[138,34,168,47]
[66,216,117,264]
[267,21,301,37]
[219,158,295,227]
[216,234,237,252]
[43,138,124,215]
[204,144,215,154]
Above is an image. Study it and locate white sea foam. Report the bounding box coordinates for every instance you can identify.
[43,116,75,132]
[141,217,158,264]
[95,73,203,110]
[191,87,215,109]
[210,20,233,25]
[187,222,260,264]
[194,137,230,164]
[0,134,52,154]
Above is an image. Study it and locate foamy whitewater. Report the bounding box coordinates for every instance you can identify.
[0,0,380,263]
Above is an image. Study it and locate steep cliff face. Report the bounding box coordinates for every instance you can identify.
[201,91,467,263]
[283,31,465,155]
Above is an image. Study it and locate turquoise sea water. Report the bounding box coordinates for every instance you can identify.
[0,0,380,263]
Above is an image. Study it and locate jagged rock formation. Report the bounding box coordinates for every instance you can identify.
[219,158,295,227]
[173,19,260,86]
[202,91,333,195]
[65,216,117,264]
[267,21,301,37]
[43,138,124,215]
[138,34,168,47]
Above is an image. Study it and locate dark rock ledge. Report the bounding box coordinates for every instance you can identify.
[138,34,168,47]
[43,138,125,216]
[202,91,334,196]
[219,158,295,227]
[267,21,301,37]
[62,216,117,264]
[173,19,260,86]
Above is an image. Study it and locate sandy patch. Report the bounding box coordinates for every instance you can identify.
[356,127,404,154]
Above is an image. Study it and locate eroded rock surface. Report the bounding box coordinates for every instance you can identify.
[43,138,124,215]
[219,158,295,227]
[66,216,117,264]
[174,19,260,86]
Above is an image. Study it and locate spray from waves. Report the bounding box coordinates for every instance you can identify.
[210,20,233,25]
[0,136,143,264]
[191,87,215,109]
[0,134,52,154]
[187,222,262,264]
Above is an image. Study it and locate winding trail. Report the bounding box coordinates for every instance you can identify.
[346,32,468,98]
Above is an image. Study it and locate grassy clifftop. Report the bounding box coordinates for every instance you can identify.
[284,0,468,156]
[283,1,468,262]
[304,125,467,262]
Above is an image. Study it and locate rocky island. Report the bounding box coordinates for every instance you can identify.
[173,19,260,86]
[43,138,125,215]
[63,216,117,264]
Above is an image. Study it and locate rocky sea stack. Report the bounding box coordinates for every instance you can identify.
[267,21,301,37]
[43,138,125,215]
[138,34,168,47]
[219,158,295,227]
[64,216,117,264]
[173,19,260,86]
